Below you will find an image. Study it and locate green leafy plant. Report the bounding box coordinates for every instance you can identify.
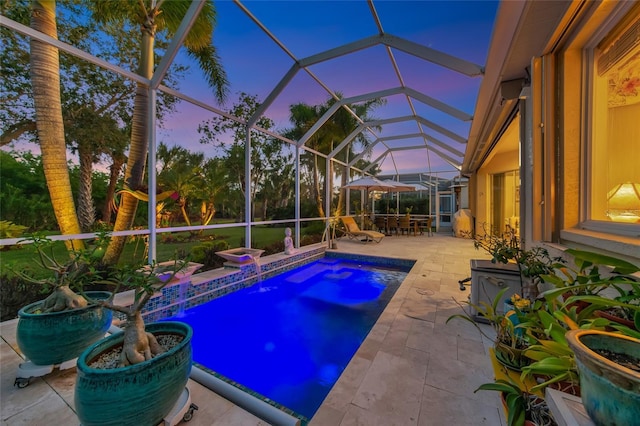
[473,224,561,300]
[0,220,28,239]
[518,250,640,394]
[447,287,533,370]
[539,249,640,333]
[519,306,580,394]
[476,376,554,426]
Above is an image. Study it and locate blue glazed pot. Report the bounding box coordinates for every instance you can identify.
[17,291,112,366]
[566,330,640,426]
[75,321,193,426]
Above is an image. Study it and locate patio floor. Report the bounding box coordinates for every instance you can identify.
[1,232,503,425]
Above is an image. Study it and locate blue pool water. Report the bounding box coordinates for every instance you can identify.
[165,256,410,419]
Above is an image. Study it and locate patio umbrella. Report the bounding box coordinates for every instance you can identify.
[382,180,414,192]
[342,176,398,192]
[341,177,397,227]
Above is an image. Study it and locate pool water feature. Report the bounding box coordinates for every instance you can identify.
[165,256,411,421]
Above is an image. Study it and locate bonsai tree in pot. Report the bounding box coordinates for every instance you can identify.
[12,234,108,312]
[74,257,195,426]
[90,259,189,365]
[10,235,112,380]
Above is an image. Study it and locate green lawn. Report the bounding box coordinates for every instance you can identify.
[0,223,324,277]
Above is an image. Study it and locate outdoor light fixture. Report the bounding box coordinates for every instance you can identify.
[606,182,640,223]
[450,183,466,212]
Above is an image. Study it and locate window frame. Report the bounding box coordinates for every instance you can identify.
[579,4,640,238]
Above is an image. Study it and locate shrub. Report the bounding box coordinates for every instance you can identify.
[190,240,230,272]
[0,220,28,239]
[301,233,322,246]
[263,240,285,255]
[0,274,47,321]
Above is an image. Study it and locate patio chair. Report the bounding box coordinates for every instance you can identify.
[398,215,415,236]
[340,216,385,243]
[374,216,387,234]
[387,216,399,236]
[420,217,433,237]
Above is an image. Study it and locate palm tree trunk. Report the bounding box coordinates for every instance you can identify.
[77,145,95,232]
[336,164,348,215]
[102,153,125,224]
[179,197,191,226]
[103,20,156,265]
[30,0,84,250]
[313,155,325,217]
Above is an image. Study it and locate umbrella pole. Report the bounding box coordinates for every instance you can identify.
[362,190,366,229]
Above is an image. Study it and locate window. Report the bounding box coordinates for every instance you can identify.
[491,170,520,236]
[590,17,640,224]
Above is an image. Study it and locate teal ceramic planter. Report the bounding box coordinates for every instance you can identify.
[75,321,193,426]
[17,291,112,366]
[566,330,640,426]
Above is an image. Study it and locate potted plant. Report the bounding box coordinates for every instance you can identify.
[566,329,640,426]
[518,306,581,396]
[11,235,112,377]
[539,249,640,332]
[447,287,533,371]
[519,250,639,399]
[74,257,193,426]
[473,225,559,301]
[475,376,555,426]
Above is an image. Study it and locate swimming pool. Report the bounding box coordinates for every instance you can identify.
[165,255,411,421]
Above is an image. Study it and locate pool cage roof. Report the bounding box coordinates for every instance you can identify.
[1,0,497,253]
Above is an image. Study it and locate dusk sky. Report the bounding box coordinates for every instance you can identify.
[5,1,499,177]
[160,0,499,176]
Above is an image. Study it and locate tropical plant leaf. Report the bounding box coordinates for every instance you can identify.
[475,382,518,394]
[566,249,640,275]
[534,339,573,356]
[538,310,568,344]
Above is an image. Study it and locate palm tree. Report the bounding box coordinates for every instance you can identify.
[285,95,384,217]
[199,157,230,229]
[94,0,228,264]
[330,97,385,214]
[286,102,328,217]
[66,105,128,232]
[156,143,205,229]
[30,0,85,250]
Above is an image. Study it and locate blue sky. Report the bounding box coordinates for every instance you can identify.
[160,0,499,175]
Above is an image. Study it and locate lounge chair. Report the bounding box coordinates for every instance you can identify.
[340,216,385,243]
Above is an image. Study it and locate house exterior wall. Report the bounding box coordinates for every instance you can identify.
[467,1,639,266]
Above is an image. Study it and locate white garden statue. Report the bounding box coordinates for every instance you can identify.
[284,227,296,255]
